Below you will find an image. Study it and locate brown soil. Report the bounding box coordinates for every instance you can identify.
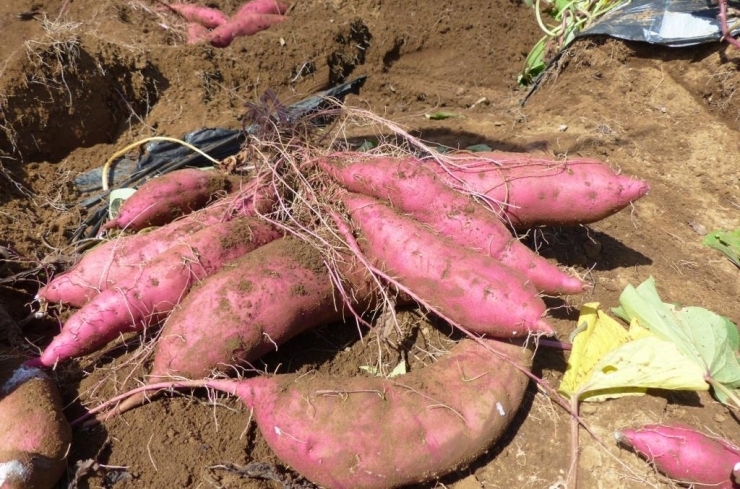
[1,0,739,488]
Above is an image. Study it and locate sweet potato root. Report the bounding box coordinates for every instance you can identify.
[107,236,375,414]
[152,236,375,377]
[87,338,532,488]
[235,0,288,16]
[209,13,286,48]
[160,3,229,29]
[38,179,275,307]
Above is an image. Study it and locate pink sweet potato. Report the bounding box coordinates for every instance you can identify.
[151,236,374,380]
[186,22,210,44]
[216,337,533,488]
[433,151,650,228]
[103,168,234,231]
[108,236,375,414]
[341,191,552,337]
[161,3,229,28]
[38,218,204,308]
[235,0,288,16]
[319,155,583,295]
[91,337,531,488]
[38,180,275,307]
[28,217,282,368]
[616,423,740,488]
[209,13,286,48]
[0,360,71,489]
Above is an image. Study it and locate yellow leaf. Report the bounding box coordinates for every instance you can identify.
[628,318,652,340]
[559,303,631,398]
[579,336,709,401]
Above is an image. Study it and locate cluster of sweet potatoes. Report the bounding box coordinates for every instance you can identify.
[24,148,649,487]
[162,0,288,47]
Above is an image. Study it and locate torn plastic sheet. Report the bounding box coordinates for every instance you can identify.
[74,128,242,193]
[577,0,740,47]
[71,75,367,240]
[74,76,367,195]
[521,0,740,104]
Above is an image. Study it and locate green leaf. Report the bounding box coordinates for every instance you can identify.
[703,229,740,267]
[465,144,493,153]
[424,111,461,120]
[518,35,548,86]
[613,276,740,406]
[579,336,709,402]
[559,303,708,403]
[357,140,377,152]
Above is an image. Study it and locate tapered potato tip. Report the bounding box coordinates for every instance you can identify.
[619,176,651,204]
[534,318,555,335]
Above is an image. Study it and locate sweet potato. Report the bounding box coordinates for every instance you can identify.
[161,3,229,28]
[38,180,275,307]
[27,217,282,368]
[341,191,552,337]
[88,338,531,488]
[38,218,205,308]
[103,168,234,231]
[0,360,71,489]
[434,152,650,228]
[319,155,583,295]
[215,337,533,488]
[616,423,740,488]
[151,236,374,379]
[186,22,210,44]
[235,0,288,16]
[209,13,286,48]
[107,236,375,414]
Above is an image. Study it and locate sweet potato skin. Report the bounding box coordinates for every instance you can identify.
[29,218,282,368]
[617,423,740,488]
[435,152,650,228]
[341,191,552,337]
[319,155,583,295]
[151,236,374,380]
[235,0,288,15]
[209,13,285,48]
[161,3,229,28]
[0,361,71,489]
[218,338,532,489]
[38,180,275,307]
[38,218,205,307]
[103,168,233,231]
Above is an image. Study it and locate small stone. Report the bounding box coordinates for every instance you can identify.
[715,414,727,423]
[688,221,707,236]
[558,124,568,132]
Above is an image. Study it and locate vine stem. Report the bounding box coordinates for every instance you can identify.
[706,376,740,411]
